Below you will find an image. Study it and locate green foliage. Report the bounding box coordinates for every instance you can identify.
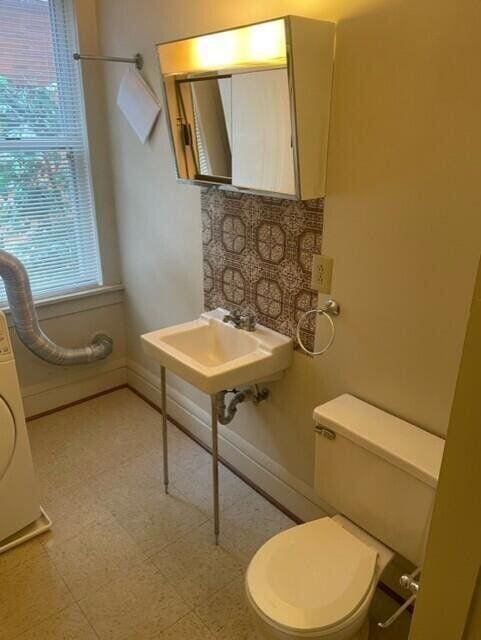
[0,74,84,297]
[0,74,60,139]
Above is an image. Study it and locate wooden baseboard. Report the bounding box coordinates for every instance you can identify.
[26,384,128,422]
[22,360,127,418]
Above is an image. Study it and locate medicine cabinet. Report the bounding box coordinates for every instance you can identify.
[157,16,335,200]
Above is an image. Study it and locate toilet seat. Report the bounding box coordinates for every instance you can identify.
[246,517,378,636]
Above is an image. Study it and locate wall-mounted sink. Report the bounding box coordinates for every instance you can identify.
[141,308,293,394]
[141,308,293,544]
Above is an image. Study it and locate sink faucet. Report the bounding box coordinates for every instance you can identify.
[222,309,256,331]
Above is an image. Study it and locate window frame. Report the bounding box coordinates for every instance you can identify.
[0,0,104,302]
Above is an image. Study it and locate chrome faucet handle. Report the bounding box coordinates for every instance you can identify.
[222,309,256,331]
[222,310,239,324]
[240,310,256,331]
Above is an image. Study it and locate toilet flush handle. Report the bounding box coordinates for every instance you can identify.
[314,426,336,441]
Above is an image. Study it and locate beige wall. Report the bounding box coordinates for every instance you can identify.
[465,575,481,640]
[409,260,481,640]
[95,0,481,487]
[75,0,122,285]
[10,294,127,417]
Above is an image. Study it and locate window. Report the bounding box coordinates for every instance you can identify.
[0,0,101,301]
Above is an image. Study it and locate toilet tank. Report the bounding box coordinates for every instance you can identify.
[313,394,445,566]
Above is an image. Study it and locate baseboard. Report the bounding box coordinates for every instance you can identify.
[22,358,127,418]
[126,359,328,523]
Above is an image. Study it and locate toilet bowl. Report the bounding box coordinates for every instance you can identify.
[245,394,445,640]
[246,516,393,640]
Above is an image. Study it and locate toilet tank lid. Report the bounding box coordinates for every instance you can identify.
[313,394,445,488]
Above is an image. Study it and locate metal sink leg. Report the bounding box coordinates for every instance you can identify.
[211,394,220,545]
[160,366,169,494]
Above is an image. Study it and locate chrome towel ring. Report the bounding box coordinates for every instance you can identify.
[296,299,340,357]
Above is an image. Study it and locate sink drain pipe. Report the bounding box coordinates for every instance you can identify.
[216,386,269,425]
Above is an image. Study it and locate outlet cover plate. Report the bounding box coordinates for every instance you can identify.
[311,254,333,293]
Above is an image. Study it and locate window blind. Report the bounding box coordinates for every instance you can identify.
[0,0,101,301]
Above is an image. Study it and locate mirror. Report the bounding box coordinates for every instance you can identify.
[231,68,295,195]
[176,76,232,182]
[158,17,335,199]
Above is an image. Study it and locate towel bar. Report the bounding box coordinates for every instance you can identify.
[73,52,143,70]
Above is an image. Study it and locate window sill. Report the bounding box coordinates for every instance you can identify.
[0,284,125,327]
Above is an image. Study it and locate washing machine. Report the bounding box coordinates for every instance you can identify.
[0,311,50,551]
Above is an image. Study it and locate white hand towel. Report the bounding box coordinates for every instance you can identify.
[117,68,161,144]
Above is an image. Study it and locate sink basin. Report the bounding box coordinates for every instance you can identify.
[141,309,293,394]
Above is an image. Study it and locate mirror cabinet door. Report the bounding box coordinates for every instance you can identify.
[231,68,296,196]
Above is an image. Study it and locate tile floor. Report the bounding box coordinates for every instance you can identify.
[0,389,411,639]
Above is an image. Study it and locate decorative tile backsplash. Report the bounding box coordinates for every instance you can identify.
[202,189,324,350]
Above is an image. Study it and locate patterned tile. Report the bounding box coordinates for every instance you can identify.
[201,189,324,350]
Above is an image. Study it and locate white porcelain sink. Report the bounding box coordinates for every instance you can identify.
[141,309,293,394]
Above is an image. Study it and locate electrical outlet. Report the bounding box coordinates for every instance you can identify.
[311,254,333,293]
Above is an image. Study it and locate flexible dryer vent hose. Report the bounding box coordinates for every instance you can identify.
[0,249,113,365]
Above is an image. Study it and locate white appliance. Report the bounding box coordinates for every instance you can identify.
[0,311,50,552]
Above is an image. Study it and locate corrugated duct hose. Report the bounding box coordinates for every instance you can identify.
[0,249,113,365]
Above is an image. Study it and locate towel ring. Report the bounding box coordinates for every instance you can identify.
[296,299,340,357]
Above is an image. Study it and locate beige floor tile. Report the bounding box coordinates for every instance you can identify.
[29,398,126,467]
[161,612,215,640]
[33,439,117,503]
[75,389,173,460]
[111,486,209,556]
[195,578,257,640]
[30,389,168,502]
[41,486,113,548]
[46,516,146,600]
[219,490,295,566]
[86,449,167,515]
[152,520,243,607]
[0,554,74,640]
[14,604,97,640]
[28,412,89,456]
[173,461,252,516]
[78,561,189,640]
[165,434,211,482]
[0,537,46,576]
[79,419,162,467]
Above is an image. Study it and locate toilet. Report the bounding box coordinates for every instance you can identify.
[245,394,445,640]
